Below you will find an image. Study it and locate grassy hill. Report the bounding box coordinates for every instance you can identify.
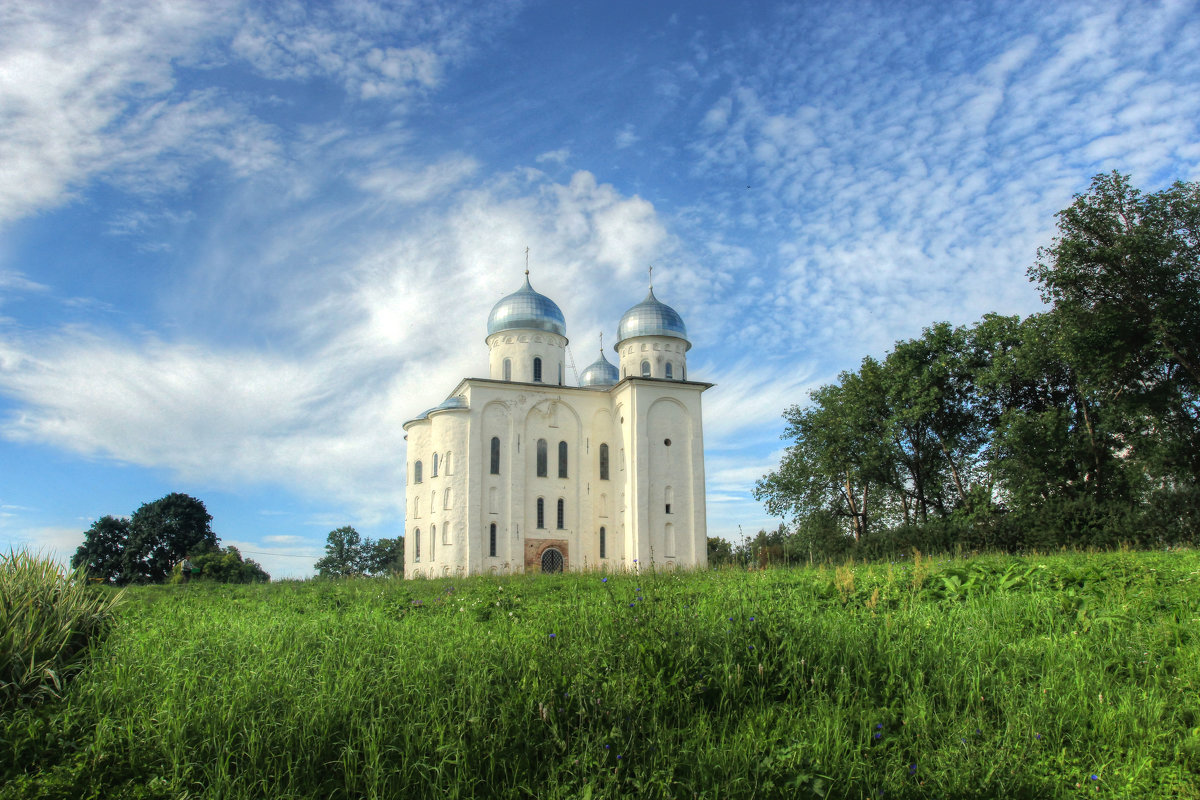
[4,549,1199,799]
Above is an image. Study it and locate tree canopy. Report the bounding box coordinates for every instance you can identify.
[756,173,1200,558]
[72,493,268,584]
[314,527,404,578]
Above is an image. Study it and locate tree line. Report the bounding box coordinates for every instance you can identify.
[72,493,269,584]
[754,172,1199,560]
[313,526,404,577]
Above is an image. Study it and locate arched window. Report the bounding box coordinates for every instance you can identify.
[641,360,651,377]
[503,358,512,381]
[599,443,609,480]
[430,525,436,560]
[444,452,451,475]
[558,441,568,478]
[414,461,423,484]
[489,523,497,557]
[432,452,438,477]
[490,437,500,474]
[558,363,564,385]
[556,498,565,529]
[536,439,548,477]
[533,357,543,382]
[536,498,545,529]
[414,528,421,562]
[665,485,674,515]
[599,526,606,559]
[442,524,450,545]
[443,489,451,510]
[414,497,421,518]
[665,362,673,379]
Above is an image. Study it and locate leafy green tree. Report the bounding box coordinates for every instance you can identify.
[1030,171,1200,485]
[71,516,130,584]
[181,545,270,583]
[124,494,216,584]
[365,537,404,575]
[706,536,734,566]
[314,526,368,577]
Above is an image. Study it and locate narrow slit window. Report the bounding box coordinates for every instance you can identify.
[490,437,500,474]
[503,358,512,381]
[558,441,568,478]
[556,498,565,529]
[414,529,421,562]
[599,443,609,480]
[414,461,423,484]
[432,453,438,477]
[599,526,606,559]
[533,357,543,382]
[665,362,673,379]
[641,360,651,377]
[537,498,545,529]
[489,523,497,558]
[536,439,548,477]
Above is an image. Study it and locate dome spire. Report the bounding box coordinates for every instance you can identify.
[525,246,530,278]
[648,264,653,291]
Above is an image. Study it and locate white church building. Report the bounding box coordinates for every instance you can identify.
[402,272,710,577]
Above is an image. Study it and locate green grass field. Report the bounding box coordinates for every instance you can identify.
[4,549,1199,799]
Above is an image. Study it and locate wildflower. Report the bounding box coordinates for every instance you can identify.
[1035,734,1042,740]
[617,755,623,760]
[749,616,755,621]
[549,633,556,638]
[1090,775,1099,782]
[605,744,610,749]
[874,732,882,740]
[909,764,917,775]
[602,577,608,583]
[876,724,883,730]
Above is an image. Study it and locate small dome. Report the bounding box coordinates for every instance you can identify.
[487,275,566,337]
[615,288,689,349]
[432,395,468,412]
[579,350,619,388]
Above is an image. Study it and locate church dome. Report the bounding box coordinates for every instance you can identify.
[579,350,619,388]
[487,275,566,337]
[615,288,689,349]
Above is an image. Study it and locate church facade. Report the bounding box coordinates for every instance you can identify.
[402,274,710,577]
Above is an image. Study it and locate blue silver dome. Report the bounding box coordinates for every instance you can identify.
[487,275,567,338]
[579,350,619,388]
[615,288,689,349]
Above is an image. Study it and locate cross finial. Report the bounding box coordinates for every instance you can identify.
[599,331,604,353]
[525,246,530,277]
[648,264,653,290]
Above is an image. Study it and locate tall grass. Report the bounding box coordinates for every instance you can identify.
[3,550,1199,799]
[0,550,123,712]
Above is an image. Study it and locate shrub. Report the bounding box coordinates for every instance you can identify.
[0,550,124,711]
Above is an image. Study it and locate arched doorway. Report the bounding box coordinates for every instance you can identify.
[541,547,564,574]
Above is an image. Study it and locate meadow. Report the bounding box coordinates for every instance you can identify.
[3,549,1199,799]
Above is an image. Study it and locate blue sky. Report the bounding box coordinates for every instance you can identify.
[2,0,1198,579]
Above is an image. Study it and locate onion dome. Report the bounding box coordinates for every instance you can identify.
[615,288,689,350]
[487,275,566,337]
[579,349,619,388]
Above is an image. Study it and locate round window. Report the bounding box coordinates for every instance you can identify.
[664,438,672,446]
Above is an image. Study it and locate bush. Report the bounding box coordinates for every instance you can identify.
[0,550,124,712]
